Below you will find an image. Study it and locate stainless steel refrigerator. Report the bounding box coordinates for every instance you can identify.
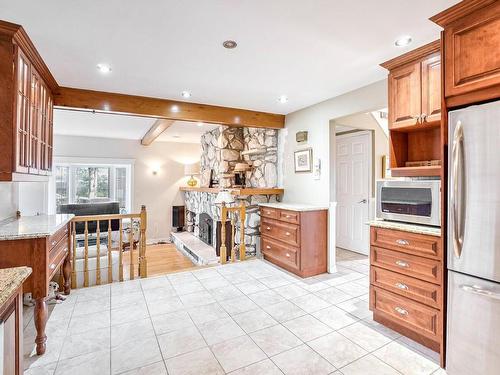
[447,100,500,374]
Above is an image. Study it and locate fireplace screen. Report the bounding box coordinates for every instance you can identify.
[199,213,213,246]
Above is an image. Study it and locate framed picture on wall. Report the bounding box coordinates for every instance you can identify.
[294,148,313,173]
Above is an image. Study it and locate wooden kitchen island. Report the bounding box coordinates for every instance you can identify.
[0,214,73,355]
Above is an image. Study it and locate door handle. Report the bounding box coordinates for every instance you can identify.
[451,121,466,258]
[460,285,500,301]
[357,199,367,204]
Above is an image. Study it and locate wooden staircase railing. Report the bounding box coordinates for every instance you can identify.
[219,202,246,264]
[70,205,147,288]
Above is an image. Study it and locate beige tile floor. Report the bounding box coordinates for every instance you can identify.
[23,248,445,375]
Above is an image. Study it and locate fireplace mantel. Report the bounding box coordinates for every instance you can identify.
[180,187,284,196]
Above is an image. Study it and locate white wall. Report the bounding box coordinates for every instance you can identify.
[0,183,18,221]
[0,182,48,220]
[54,135,201,242]
[281,79,388,205]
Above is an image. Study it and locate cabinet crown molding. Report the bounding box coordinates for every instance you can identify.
[380,40,441,71]
[0,20,59,92]
[430,0,498,27]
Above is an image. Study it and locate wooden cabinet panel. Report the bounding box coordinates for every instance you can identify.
[389,62,421,129]
[260,207,327,278]
[370,227,441,259]
[371,246,441,284]
[14,47,31,174]
[261,218,300,247]
[421,54,442,125]
[371,266,442,309]
[261,236,299,270]
[371,286,440,340]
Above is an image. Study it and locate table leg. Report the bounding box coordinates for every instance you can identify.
[62,253,71,295]
[34,298,48,355]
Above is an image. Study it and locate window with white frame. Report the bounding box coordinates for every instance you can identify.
[54,160,133,214]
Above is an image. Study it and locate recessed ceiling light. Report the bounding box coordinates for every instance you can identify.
[197,122,204,127]
[395,35,412,47]
[278,95,289,104]
[181,91,192,98]
[171,105,180,113]
[172,135,181,138]
[223,40,238,49]
[96,63,112,74]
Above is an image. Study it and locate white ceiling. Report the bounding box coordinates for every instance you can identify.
[1,0,458,114]
[54,110,217,144]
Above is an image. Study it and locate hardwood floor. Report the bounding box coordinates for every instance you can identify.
[123,243,198,278]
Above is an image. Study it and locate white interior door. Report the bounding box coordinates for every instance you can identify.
[336,131,371,255]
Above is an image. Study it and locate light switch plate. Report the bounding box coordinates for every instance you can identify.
[313,158,321,180]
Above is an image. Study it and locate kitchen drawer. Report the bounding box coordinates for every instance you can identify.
[261,218,300,246]
[371,286,440,339]
[48,237,69,278]
[260,207,278,220]
[278,210,300,224]
[370,227,441,259]
[48,224,70,250]
[261,236,299,270]
[371,246,441,284]
[371,266,442,309]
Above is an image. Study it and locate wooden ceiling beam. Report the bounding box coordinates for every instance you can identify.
[53,87,285,129]
[141,119,175,146]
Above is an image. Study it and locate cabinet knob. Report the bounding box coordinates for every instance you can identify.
[266,227,271,230]
[285,253,290,258]
[51,240,57,246]
[285,215,291,218]
[394,306,408,316]
[49,264,56,270]
[396,239,409,246]
[395,260,409,268]
[285,232,291,236]
[266,245,271,249]
[395,282,409,290]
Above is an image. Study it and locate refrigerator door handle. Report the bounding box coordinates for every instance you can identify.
[451,121,466,258]
[460,284,500,301]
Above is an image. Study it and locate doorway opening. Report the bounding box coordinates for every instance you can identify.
[330,109,389,257]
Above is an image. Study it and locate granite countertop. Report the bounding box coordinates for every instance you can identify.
[0,214,74,241]
[0,266,32,306]
[368,219,441,237]
[259,202,329,212]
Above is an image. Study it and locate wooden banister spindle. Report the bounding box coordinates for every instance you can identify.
[84,221,89,287]
[96,220,101,285]
[71,221,77,289]
[139,205,147,278]
[129,218,134,280]
[230,210,236,262]
[239,203,246,261]
[220,203,227,265]
[107,219,112,283]
[119,219,124,282]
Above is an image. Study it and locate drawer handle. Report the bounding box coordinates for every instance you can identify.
[285,215,291,218]
[285,232,291,236]
[51,240,57,246]
[396,239,410,246]
[395,282,409,290]
[266,245,271,250]
[266,227,271,230]
[394,306,408,316]
[266,211,272,215]
[286,253,290,258]
[49,264,56,270]
[395,260,409,268]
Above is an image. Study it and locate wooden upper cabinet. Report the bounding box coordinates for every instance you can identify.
[389,62,422,129]
[0,21,58,181]
[382,41,441,131]
[421,54,442,124]
[431,0,500,107]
